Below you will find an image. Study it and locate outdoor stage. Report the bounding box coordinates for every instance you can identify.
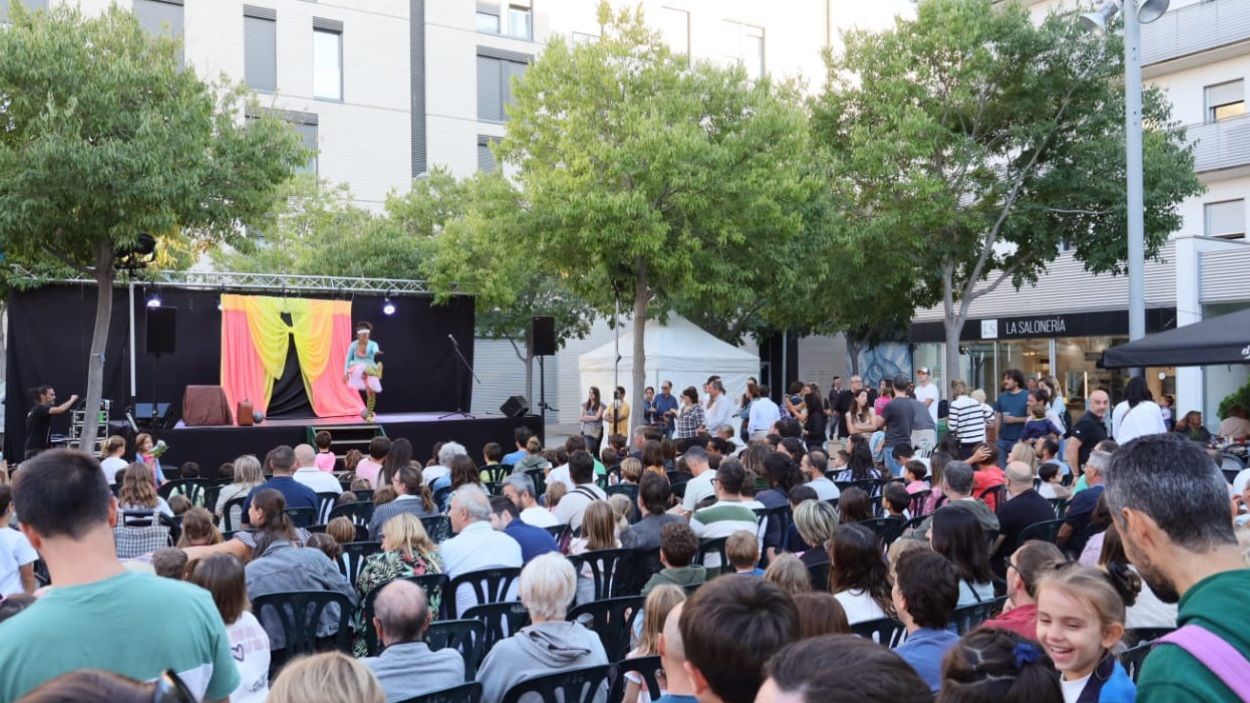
[147,412,542,477]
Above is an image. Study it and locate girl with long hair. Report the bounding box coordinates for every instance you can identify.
[186,555,270,702]
[930,507,994,606]
[835,440,882,486]
[247,489,301,558]
[177,507,223,547]
[380,437,417,487]
[836,487,873,524]
[847,389,877,435]
[580,386,605,454]
[939,628,1062,702]
[131,433,166,487]
[117,462,173,517]
[99,435,129,486]
[828,523,894,624]
[570,501,621,605]
[622,585,685,703]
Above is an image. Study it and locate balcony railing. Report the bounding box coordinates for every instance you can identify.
[1143,0,1250,67]
[1187,113,1250,174]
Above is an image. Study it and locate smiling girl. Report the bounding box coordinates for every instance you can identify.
[1035,565,1138,703]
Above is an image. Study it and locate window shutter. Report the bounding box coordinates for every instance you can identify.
[244,10,278,92]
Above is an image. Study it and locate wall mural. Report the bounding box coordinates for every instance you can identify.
[857,342,912,389]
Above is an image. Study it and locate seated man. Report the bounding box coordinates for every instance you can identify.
[642,523,707,597]
[1057,449,1109,556]
[689,462,760,572]
[438,484,523,616]
[363,580,464,703]
[655,601,697,703]
[801,450,840,502]
[501,472,559,528]
[891,550,961,695]
[551,450,607,531]
[992,461,1057,572]
[489,495,559,564]
[756,635,931,703]
[981,539,1066,640]
[906,460,999,540]
[621,472,684,552]
[0,450,239,702]
[240,445,318,521]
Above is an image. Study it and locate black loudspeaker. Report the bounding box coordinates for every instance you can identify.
[530,316,556,356]
[500,395,530,418]
[146,307,176,355]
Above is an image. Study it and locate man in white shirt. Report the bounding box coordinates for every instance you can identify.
[748,385,781,440]
[291,444,342,495]
[714,424,746,456]
[500,473,559,527]
[551,451,607,531]
[914,368,940,425]
[677,447,716,515]
[704,381,736,436]
[801,450,840,502]
[438,484,523,616]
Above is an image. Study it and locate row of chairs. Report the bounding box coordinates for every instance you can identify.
[397,661,656,703]
[850,595,1011,649]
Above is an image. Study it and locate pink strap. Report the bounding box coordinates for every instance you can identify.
[1155,624,1250,701]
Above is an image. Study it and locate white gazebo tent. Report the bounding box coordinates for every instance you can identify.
[577,316,761,416]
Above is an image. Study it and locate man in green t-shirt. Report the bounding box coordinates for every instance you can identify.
[0,450,239,702]
[1106,434,1250,701]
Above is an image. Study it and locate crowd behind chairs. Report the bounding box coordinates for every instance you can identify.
[1,378,1250,703]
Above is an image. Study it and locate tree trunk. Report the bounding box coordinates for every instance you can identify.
[80,242,115,454]
[631,259,649,435]
[941,265,965,393]
[846,334,861,376]
[508,338,534,405]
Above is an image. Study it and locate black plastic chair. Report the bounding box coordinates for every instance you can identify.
[859,517,906,547]
[360,573,451,656]
[337,541,382,585]
[908,489,932,517]
[568,548,634,601]
[544,524,570,545]
[463,600,531,656]
[397,680,480,700]
[285,506,318,528]
[567,595,644,662]
[952,596,1007,635]
[805,558,830,592]
[976,484,1006,511]
[354,489,376,503]
[434,485,454,510]
[446,567,523,618]
[901,514,928,534]
[608,655,662,703]
[1119,642,1153,683]
[1047,498,1069,519]
[252,590,353,657]
[482,464,511,484]
[500,663,617,703]
[328,501,375,528]
[754,504,794,553]
[397,682,483,703]
[835,478,882,496]
[1019,518,1065,545]
[426,619,487,680]
[851,617,908,648]
[422,515,454,544]
[221,496,248,531]
[670,480,688,500]
[695,537,733,575]
[158,478,209,506]
[605,483,639,503]
[525,469,547,500]
[315,492,339,524]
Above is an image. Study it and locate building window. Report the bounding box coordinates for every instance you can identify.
[659,7,689,57]
[506,5,532,39]
[135,0,184,63]
[723,20,764,79]
[248,108,318,174]
[477,49,529,122]
[296,121,318,174]
[1204,199,1245,239]
[477,136,497,172]
[476,10,500,33]
[313,22,343,101]
[1205,80,1245,123]
[243,6,277,93]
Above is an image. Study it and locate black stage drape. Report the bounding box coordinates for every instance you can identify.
[5,285,475,458]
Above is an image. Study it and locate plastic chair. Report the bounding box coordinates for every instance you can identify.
[360,573,450,656]
[426,619,487,680]
[1047,498,1069,519]
[851,617,908,648]
[566,595,644,662]
[1119,642,1152,683]
[907,489,932,517]
[754,504,794,553]
[605,483,639,503]
[337,541,382,585]
[463,601,531,656]
[608,655,661,703]
[315,492,339,524]
[952,596,1007,635]
[221,496,248,532]
[422,515,454,544]
[567,548,634,601]
[525,469,547,500]
[397,680,480,700]
[835,478,882,496]
[252,590,353,657]
[446,567,523,619]
[858,517,906,547]
[696,537,733,575]
[285,506,318,528]
[158,478,209,506]
[434,486,454,510]
[1019,519,1065,545]
[500,664,617,703]
[544,524,570,545]
[328,501,375,528]
[397,682,482,703]
[354,489,376,503]
[482,464,511,483]
[805,558,830,592]
[976,484,1006,511]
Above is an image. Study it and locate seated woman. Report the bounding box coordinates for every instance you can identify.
[931,506,995,607]
[367,464,437,539]
[354,513,443,657]
[241,490,357,653]
[513,435,552,475]
[177,507,223,548]
[476,553,608,701]
[214,455,265,530]
[828,523,895,625]
[186,555,270,703]
[116,463,173,518]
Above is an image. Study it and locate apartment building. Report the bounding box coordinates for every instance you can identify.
[913,0,1250,427]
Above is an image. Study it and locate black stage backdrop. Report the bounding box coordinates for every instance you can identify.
[5,284,475,458]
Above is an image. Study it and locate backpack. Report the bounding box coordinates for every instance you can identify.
[1153,624,1250,701]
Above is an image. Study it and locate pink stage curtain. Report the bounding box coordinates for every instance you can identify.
[219,294,364,420]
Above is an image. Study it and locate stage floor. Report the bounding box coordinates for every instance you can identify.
[153,411,542,475]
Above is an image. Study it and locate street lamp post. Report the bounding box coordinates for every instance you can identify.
[1082,0,1170,360]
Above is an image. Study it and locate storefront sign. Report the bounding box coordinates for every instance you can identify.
[909,308,1176,343]
[1000,316,1068,338]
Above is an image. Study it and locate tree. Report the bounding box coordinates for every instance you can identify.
[0,5,305,450]
[494,3,814,425]
[813,0,1202,387]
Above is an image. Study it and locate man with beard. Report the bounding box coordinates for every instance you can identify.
[831,375,865,440]
[1105,433,1250,702]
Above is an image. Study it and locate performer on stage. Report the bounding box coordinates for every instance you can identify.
[23,385,78,460]
[344,321,383,421]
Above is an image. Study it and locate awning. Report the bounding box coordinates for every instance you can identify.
[1100,308,1250,368]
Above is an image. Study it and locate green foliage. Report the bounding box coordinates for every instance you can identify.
[1219,380,1250,422]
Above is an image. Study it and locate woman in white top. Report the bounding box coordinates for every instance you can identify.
[828,524,894,624]
[1111,377,1167,444]
[99,436,130,486]
[187,554,270,703]
[845,389,877,436]
[215,455,266,530]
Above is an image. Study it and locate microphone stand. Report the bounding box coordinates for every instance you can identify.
[440,334,480,420]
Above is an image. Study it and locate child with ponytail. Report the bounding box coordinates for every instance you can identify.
[1035,564,1139,702]
[938,627,1062,702]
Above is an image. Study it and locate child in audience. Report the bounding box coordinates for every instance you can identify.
[726,529,764,576]
[333,491,358,509]
[0,485,37,595]
[187,555,270,703]
[350,477,371,493]
[372,487,397,506]
[763,553,811,596]
[479,442,503,482]
[618,457,643,485]
[622,585,685,703]
[641,523,707,597]
[1021,404,1064,442]
[151,548,187,580]
[837,487,873,524]
[831,449,850,471]
[1035,565,1137,703]
[167,494,192,517]
[326,516,358,545]
[177,507,223,548]
[903,461,928,494]
[883,483,911,520]
[544,481,567,509]
[1038,462,1072,500]
[607,493,633,533]
[305,533,343,563]
[314,431,337,472]
[343,449,363,473]
[570,501,621,605]
[790,592,850,638]
[940,627,1062,702]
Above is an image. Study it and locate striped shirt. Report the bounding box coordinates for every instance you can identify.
[948,395,994,444]
[690,501,760,570]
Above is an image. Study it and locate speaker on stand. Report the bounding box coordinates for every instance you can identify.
[529,316,557,444]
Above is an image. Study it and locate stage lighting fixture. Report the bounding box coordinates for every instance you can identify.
[146,294,162,309]
[382,298,396,316]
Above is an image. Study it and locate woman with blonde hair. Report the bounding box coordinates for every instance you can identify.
[117,463,173,517]
[353,513,442,656]
[176,506,222,547]
[569,501,621,604]
[513,435,551,474]
[99,436,129,486]
[622,584,685,703]
[764,553,812,596]
[618,456,644,484]
[1008,442,1038,473]
[793,499,838,569]
[214,454,264,529]
[268,651,384,703]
